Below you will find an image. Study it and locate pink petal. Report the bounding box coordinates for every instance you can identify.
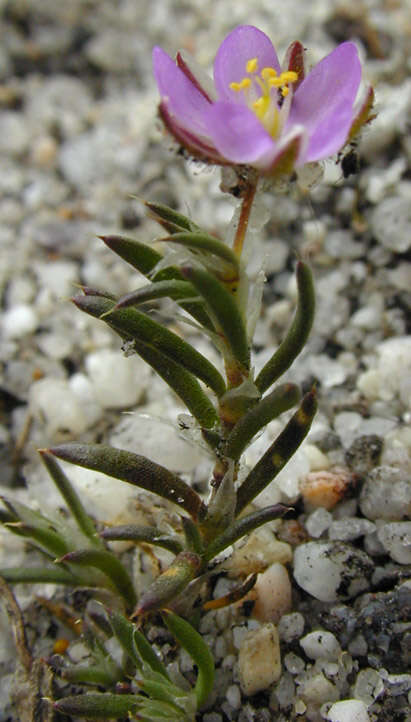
[152,46,211,137]
[203,101,275,164]
[214,25,281,102]
[159,101,228,165]
[287,42,362,161]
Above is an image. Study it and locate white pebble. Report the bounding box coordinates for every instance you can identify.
[293,542,372,602]
[370,195,411,253]
[252,563,292,623]
[377,521,411,564]
[328,518,376,541]
[360,466,411,520]
[305,507,332,538]
[353,668,384,706]
[238,623,281,696]
[226,684,241,710]
[278,612,305,643]
[86,349,150,409]
[327,699,370,722]
[2,304,38,339]
[29,377,92,438]
[299,631,341,661]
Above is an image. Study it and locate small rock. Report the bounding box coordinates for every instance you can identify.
[238,623,281,696]
[250,563,292,623]
[226,526,292,577]
[377,521,411,564]
[85,349,150,409]
[328,518,376,542]
[370,195,411,253]
[360,466,411,521]
[293,542,373,602]
[345,435,383,474]
[300,468,354,510]
[327,699,370,722]
[299,631,341,661]
[305,507,333,538]
[278,612,305,643]
[353,668,384,706]
[1,304,38,339]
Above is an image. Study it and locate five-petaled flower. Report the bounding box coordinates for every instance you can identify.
[153,25,373,176]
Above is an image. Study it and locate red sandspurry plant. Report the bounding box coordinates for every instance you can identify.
[0,25,374,721]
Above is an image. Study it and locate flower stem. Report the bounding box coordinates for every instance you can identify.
[233,180,258,258]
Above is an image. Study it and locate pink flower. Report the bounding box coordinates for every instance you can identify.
[153,25,372,175]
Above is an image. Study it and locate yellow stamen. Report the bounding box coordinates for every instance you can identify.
[246,57,258,73]
[282,86,290,97]
[261,67,277,80]
[230,77,252,92]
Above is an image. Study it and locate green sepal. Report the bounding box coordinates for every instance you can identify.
[235,390,317,514]
[162,611,215,707]
[100,234,162,275]
[108,610,142,672]
[58,548,137,610]
[101,524,184,555]
[73,294,220,428]
[39,450,102,547]
[53,693,139,718]
[0,566,79,585]
[182,266,250,372]
[255,261,315,393]
[223,382,301,460]
[134,552,201,615]
[49,443,206,521]
[161,231,239,276]
[203,504,290,562]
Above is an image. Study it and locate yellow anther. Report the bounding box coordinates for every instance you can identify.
[246,57,258,73]
[261,67,277,80]
[281,86,290,97]
[229,77,252,92]
[281,71,298,83]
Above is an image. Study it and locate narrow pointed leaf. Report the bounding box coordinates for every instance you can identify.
[101,524,183,555]
[108,610,142,671]
[0,566,79,585]
[132,628,170,679]
[100,234,162,275]
[203,504,290,561]
[203,573,257,610]
[256,261,315,393]
[102,304,226,398]
[53,693,139,718]
[59,549,136,609]
[73,294,220,426]
[162,610,215,707]
[61,663,122,686]
[49,443,206,521]
[235,391,317,514]
[2,498,69,557]
[140,679,187,711]
[134,552,201,615]
[223,383,301,460]
[182,266,250,371]
[145,200,200,233]
[116,279,199,308]
[39,450,101,546]
[181,517,203,554]
[161,231,239,274]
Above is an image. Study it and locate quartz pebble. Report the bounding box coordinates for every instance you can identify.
[85,349,150,409]
[251,562,292,623]
[327,699,370,722]
[293,542,373,602]
[1,304,38,339]
[278,612,305,643]
[377,521,411,564]
[360,466,411,520]
[238,623,281,696]
[353,668,384,706]
[299,631,341,661]
[300,469,353,510]
[328,518,376,542]
[305,507,332,538]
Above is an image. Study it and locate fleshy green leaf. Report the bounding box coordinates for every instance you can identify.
[58,549,136,610]
[0,566,79,585]
[39,451,101,547]
[162,611,215,707]
[255,261,315,393]
[48,443,206,521]
[1,498,69,558]
[223,382,301,460]
[235,390,317,514]
[182,266,250,372]
[100,234,162,275]
[144,199,200,234]
[203,504,290,561]
[101,524,183,555]
[53,693,139,718]
[115,279,199,308]
[101,303,226,398]
[134,552,201,615]
[160,231,239,276]
[73,294,220,428]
